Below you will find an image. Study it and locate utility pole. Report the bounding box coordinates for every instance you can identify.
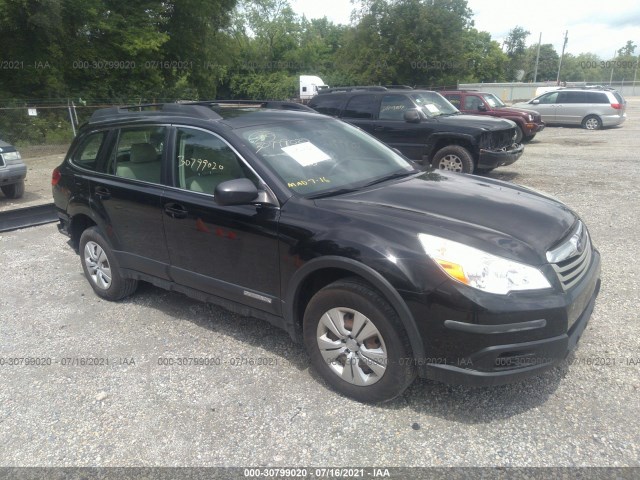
[533,33,542,83]
[556,30,568,85]
[633,54,639,95]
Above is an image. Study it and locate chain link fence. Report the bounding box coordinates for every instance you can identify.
[0,99,177,158]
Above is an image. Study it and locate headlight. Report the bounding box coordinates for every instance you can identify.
[418,234,551,295]
[1,151,21,161]
[527,114,533,122]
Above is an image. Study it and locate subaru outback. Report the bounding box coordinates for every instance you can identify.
[52,102,601,403]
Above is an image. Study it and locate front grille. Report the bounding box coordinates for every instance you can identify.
[549,222,592,290]
[480,129,516,150]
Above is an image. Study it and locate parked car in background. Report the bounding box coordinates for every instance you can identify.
[0,140,27,198]
[309,86,523,174]
[52,102,600,403]
[512,87,626,130]
[441,90,545,143]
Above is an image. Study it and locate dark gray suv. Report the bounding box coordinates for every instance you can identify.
[0,140,27,198]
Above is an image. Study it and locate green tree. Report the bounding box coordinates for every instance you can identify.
[503,26,530,81]
[523,44,559,82]
[462,29,507,83]
[336,0,479,87]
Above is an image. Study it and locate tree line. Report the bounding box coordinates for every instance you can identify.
[0,0,637,104]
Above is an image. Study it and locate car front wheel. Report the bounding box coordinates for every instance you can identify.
[79,227,138,301]
[303,278,416,403]
[432,145,474,174]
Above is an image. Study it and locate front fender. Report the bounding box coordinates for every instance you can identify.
[283,255,425,361]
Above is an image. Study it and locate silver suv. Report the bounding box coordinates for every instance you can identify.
[513,87,626,130]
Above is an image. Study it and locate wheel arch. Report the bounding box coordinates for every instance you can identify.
[427,133,477,161]
[284,256,425,361]
[582,113,602,128]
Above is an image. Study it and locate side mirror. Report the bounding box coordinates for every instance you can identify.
[532,99,540,105]
[403,109,421,123]
[214,178,259,206]
[478,104,487,112]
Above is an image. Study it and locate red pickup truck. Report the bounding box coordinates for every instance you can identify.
[441,90,545,143]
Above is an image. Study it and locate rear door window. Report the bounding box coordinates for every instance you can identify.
[107,126,167,183]
[342,95,377,119]
[444,94,461,108]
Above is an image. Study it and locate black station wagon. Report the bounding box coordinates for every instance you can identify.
[52,102,601,403]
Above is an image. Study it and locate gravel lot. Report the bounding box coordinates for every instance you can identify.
[0,100,639,469]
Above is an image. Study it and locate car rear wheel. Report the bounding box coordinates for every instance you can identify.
[582,115,602,130]
[1,180,25,199]
[79,227,138,301]
[432,145,474,174]
[303,278,416,403]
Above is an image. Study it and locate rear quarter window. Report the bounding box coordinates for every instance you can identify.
[586,92,609,104]
[70,131,108,171]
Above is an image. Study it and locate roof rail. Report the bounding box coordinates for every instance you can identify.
[88,100,315,124]
[198,100,315,112]
[89,103,222,123]
[383,85,414,90]
[317,86,389,94]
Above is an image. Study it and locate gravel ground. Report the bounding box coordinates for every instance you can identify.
[0,100,639,469]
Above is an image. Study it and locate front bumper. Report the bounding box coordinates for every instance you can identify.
[478,143,524,169]
[0,163,27,186]
[524,121,545,136]
[404,248,601,386]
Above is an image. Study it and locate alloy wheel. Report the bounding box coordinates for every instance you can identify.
[316,307,388,386]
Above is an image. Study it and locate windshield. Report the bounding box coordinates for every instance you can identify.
[482,93,506,108]
[411,92,459,117]
[237,117,416,196]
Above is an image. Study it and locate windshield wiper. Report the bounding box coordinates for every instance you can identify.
[362,170,418,187]
[307,188,361,199]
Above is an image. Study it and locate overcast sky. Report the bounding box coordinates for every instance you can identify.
[290,0,640,59]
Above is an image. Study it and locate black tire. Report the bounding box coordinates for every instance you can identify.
[522,134,536,143]
[582,115,602,130]
[514,125,524,143]
[303,278,416,403]
[431,145,474,174]
[79,226,138,301]
[1,180,25,199]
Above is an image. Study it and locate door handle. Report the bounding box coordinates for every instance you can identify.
[373,125,385,132]
[164,203,188,219]
[94,186,111,200]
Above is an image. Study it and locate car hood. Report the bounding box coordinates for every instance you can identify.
[434,114,516,131]
[315,171,577,265]
[493,106,540,117]
[511,102,535,109]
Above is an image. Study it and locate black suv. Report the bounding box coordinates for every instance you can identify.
[52,102,600,403]
[308,86,524,174]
